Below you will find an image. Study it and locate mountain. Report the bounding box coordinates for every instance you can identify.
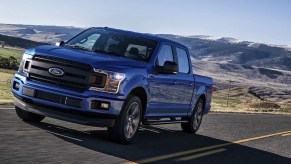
[0,23,84,44]
[1,24,290,71]
[156,34,291,93]
[157,34,291,72]
[0,23,290,101]
[0,34,47,49]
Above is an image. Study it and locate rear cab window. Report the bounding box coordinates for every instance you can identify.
[124,44,148,60]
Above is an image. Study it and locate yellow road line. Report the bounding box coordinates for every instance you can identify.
[282,133,291,137]
[135,130,291,163]
[233,130,291,144]
[136,143,231,164]
[178,148,227,161]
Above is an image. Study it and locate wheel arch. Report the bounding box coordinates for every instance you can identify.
[121,75,150,116]
[189,93,207,117]
[128,86,148,117]
[198,94,206,112]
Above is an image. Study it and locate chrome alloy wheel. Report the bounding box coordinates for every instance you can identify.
[124,102,140,139]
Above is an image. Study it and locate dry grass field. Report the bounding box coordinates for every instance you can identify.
[0,69,15,104]
[212,87,291,114]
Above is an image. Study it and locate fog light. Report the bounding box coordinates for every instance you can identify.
[90,100,110,110]
[101,102,109,109]
[13,82,20,91]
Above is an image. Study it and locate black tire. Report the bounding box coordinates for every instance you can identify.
[15,106,45,123]
[181,99,204,133]
[108,95,142,144]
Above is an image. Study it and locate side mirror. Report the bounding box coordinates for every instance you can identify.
[156,61,178,74]
[55,41,65,46]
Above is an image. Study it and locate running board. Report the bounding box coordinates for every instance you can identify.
[143,120,188,125]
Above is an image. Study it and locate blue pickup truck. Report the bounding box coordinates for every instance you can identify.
[11,27,214,144]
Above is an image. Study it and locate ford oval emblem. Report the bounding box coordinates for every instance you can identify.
[48,67,64,76]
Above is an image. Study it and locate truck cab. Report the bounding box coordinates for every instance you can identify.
[11,27,214,144]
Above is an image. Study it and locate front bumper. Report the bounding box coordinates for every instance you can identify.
[11,74,126,127]
[14,96,115,127]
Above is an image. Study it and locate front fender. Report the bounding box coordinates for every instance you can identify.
[120,75,150,101]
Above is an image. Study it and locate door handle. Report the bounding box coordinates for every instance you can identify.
[148,74,155,78]
[173,81,193,86]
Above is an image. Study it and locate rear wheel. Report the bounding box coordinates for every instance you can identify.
[181,99,204,133]
[15,106,45,123]
[108,95,142,144]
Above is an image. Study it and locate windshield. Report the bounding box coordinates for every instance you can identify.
[65,28,157,62]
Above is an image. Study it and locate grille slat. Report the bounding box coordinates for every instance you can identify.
[30,74,87,91]
[35,90,83,108]
[26,55,105,92]
[33,55,92,71]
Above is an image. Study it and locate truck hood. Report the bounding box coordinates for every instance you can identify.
[30,45,147,69]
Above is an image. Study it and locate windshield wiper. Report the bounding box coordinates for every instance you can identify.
[66,44,92,52]
[93,49,121,57]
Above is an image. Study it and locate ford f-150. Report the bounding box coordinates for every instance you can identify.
[11,27,214,144]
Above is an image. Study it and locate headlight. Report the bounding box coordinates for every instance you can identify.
[89,69,125,94]
[18,53,33,76]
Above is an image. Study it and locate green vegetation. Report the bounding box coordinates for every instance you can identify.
[0,47,20,104]
[0,47,23,61]
[0,47,23,70]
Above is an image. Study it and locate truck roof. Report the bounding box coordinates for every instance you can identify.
[94,27,187,49]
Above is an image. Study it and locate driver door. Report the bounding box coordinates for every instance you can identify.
[147,44,183,117]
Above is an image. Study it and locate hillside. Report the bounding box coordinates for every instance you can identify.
[0,23,83,44]
[0,32,47,70]
[1,23,290,72]
[157,34,291,72]
[0,34,47,49]
[0,23,290,110]
[0,24,290,92]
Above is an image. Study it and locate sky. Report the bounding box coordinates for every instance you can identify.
[0,0,290,45]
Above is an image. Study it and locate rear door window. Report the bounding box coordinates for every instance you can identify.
[176,47,190,73]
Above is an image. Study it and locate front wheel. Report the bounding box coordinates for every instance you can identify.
[108,95,142,144]
[181,99,204,133]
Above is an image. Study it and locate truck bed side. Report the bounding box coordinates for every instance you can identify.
[189,74,214,115]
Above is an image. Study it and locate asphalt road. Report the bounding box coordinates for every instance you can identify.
[0,105,290,164]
